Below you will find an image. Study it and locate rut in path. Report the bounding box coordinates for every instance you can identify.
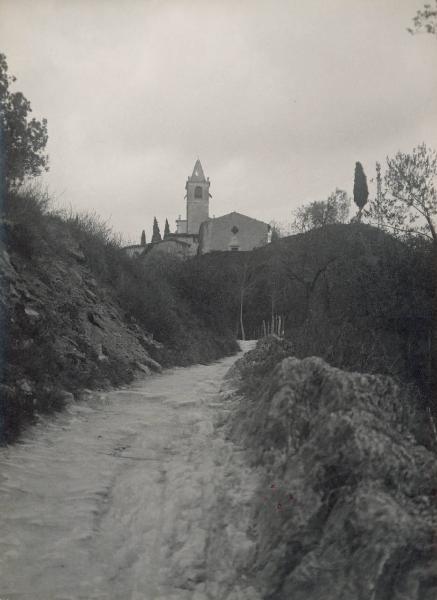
[0,343,259,600]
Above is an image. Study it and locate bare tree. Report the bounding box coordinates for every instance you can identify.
[281,241,338,322]
[231,257,259,340]
[368,144,437,243]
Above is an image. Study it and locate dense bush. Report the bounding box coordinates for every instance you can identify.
[227,335,294,397]
[197,224,432,402]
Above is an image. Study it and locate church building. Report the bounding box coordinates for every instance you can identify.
[128,159,270,257]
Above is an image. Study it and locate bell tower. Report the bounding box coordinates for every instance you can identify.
[186,159,210,234]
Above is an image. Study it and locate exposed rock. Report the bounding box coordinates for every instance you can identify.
[138,332,164,351]
[142,355,163,373]
[0,232,162,443]
[87,311,104,329]
[223,339,437,600]
[18,379,33,394]
[134,362,152,376]
[58,390,75,403]
[24,306,40,319]
[96,343,109,362]
[67,247,85,263]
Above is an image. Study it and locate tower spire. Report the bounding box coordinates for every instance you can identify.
[190,159,206,182]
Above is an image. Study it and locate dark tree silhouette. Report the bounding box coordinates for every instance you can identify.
[152,217,162,243]
[408,1,437,36]
[353,162,369,222]
[141,229,146,246]
[0,53,48,192]
[270,226,281,242]
[164,218,170,238]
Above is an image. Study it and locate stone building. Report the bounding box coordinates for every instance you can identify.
[123,244,146,258]
[175,159,211,236]
[144,237,197,259]
[127,159,270,257]
[198,211,269,254]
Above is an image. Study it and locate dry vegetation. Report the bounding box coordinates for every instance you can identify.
[0,185,433,441]
[0,187,238,442]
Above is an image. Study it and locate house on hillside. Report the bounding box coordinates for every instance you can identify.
[123,243,146,258]
[143,237,197,258]
[125,159,271,257]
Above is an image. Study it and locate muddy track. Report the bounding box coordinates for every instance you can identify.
[0,344,259,600]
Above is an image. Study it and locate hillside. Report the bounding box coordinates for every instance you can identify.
[0,190,238,443]
[213,337,437,599]
[1,191,432,442]
[193,223,433,397]
[0,192,434,596]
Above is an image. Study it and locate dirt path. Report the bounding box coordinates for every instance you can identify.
[0,343,259,600]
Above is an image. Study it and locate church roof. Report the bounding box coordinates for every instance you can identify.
[189,159,206,182]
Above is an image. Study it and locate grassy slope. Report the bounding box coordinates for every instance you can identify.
[0,190,238,443]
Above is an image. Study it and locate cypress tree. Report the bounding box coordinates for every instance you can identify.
[140,229,146,246]
[152,217,162,243]
[164,218,170,238]
[270,226,280,242]
[353,162,369,222]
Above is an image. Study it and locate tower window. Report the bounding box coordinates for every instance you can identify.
[194,186,203,199]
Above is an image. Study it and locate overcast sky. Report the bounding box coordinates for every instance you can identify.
[1,0,436,243]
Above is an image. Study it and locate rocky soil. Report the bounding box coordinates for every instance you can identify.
[0,224,162,442]
[219,337,437,600]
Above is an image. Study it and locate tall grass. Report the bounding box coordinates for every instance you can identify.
[0,186,238,443]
